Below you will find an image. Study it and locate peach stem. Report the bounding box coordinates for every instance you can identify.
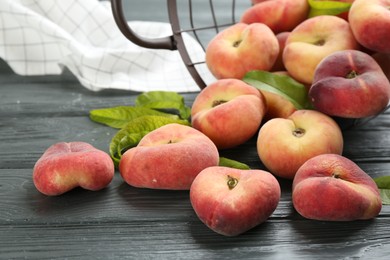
[293,128,306,138]
[346,70,358,79]
[227,175,238,190]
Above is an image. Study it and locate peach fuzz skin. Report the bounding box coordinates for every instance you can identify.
[257,110,343,179]
[241,0,309,34]
[271,32,290,72]
[309,50,390,118]
[349,0,390,53]
[33,142,115,196]
[190,166,281,236]
[191,79,267,149]
[292,154,382,221]
[205,22,279,80]
[283,15,359,85]
[261,71,299,121]
[260,90,296,121]
[119,124,219,190]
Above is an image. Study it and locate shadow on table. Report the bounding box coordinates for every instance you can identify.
[25,184,112,218]
[290,214,376,243]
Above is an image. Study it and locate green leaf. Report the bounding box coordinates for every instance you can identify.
[135,91,192,120]
[243,70,312,110]
[109,115,190,166]
[374,176,390,205]
[308,0,352,17]
[219,157,250,170]
[90,106,179,129]
[374,176,390,188]
[379,190,390,205]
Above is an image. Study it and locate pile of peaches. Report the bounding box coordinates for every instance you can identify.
[206,0,390,120]
[32,0,390,237]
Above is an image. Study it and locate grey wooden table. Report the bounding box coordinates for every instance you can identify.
[1,1,390,259]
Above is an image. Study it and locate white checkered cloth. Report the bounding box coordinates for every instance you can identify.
[0,0,214,92]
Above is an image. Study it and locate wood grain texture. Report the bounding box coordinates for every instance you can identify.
[1,59,390,259]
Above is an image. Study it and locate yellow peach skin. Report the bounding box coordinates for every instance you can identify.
[283,15,359,85]
[260,90,296,121]
[257,110,343,179]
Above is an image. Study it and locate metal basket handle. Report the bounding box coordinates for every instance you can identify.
[110,0,176,50]
[110,0,206,89]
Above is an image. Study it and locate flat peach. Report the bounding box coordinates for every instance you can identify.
[33,142,115,196]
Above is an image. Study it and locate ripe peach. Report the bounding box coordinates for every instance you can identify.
[257,110,343,179]
[190,166,281,236]
[310,50,390,118]
[205,23,279,80]
[33,142,115,196]
[349,0,390,53]
[283,15,359,85]
[119,123,219,190]
[241,0,309,34]
[191,79,267,149]
[292,154,382,221]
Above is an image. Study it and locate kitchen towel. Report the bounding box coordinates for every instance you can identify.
[0,0,214,92]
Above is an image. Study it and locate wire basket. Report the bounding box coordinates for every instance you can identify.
[110,0,390,129]
[110,0,251,90]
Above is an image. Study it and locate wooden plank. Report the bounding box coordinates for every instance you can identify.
[1,159,389,225]
[2,36,390,260]
[1,218,390,259]
[1,114,390,169]
[0,168,292,224]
